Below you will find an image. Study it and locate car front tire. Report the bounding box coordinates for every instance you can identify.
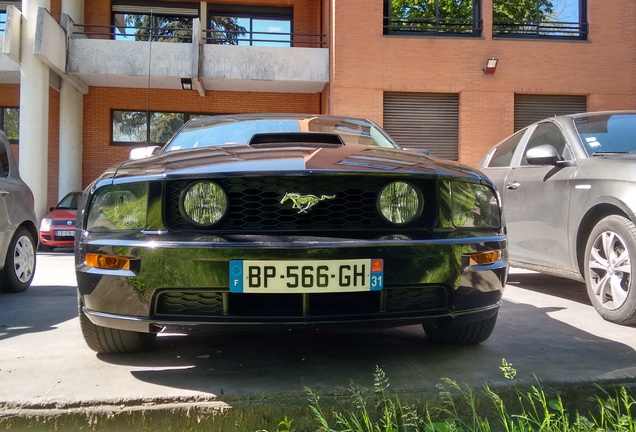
[79,310,157,353]
[0,227,36,293]
[423,313,498,344]
[585,215,636,325]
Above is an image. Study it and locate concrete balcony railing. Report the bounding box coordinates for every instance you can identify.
[0,9,329,94]
[0,9,21,85]
[66,15,329,95]
[0,36,20,84]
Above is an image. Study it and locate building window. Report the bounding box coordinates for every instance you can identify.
[0,1,19,36]
[0,10,6,36]
[383,0,482,37]
[112,1,198,42]
[493,0,587,40]
[208,5,293,46]
[0,108,19,144]
[112,111,206,146]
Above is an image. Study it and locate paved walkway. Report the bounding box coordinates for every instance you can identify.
[1,252,635,413]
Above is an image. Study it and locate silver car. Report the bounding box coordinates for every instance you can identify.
[0,131,37,293]
[478,111,636,325]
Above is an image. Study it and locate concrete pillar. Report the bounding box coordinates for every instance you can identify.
[58,0,85,200]
[58,82,83,199]
[19,0,51,221]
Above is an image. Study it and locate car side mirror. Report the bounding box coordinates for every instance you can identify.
[130,146,161,160]
[525,144,561,166]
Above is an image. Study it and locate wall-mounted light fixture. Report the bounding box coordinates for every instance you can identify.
[181,78,193,90]
[483,58,498,75]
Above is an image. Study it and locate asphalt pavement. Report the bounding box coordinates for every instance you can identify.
[1,250,636,415]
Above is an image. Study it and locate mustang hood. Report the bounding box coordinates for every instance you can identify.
[106,144,485,183]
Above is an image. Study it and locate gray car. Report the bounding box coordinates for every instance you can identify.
[0,131,38,293]
[478,111,636,325]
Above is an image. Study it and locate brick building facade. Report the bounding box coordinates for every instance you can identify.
[0,0,634,217]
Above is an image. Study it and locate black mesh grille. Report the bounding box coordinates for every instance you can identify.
[160,291,224,314]
[154,286,446,319]
[164,176,436,233]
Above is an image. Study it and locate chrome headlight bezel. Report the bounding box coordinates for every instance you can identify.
[180,181,229,227]
[86,183,149,232]
[377,181,423,225]
[451,181,501,229]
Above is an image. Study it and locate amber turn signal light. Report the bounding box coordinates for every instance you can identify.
[468,250,501,266]
[85,253,131,270]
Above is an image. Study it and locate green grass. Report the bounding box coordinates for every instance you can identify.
[294,361,636,432]
[1,360,634,431]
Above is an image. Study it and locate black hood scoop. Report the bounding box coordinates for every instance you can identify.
[248,132,344,148]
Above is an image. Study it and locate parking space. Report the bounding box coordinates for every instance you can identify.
[1,252,635,412]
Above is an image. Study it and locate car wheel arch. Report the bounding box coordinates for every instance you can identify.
[22,221,39,248]
[0,225,37,292]
[20,221,40,257]
[575,204,632,276]
[0,220,37,264]
[583,214,636,325]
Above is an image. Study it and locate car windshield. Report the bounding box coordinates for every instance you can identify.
[574,113,636,155]
[164,116,398,151]
[57,193,80,210]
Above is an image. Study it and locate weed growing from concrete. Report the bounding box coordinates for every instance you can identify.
[291,359,636,432]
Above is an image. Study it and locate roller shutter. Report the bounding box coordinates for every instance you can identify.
[112,1,199,16]
[514,95,587,131]
[383,92,459,161]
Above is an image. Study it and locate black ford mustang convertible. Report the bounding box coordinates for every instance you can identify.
[75,114,508,353]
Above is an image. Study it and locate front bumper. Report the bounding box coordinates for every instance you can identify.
[40,226,76,248]
[76,232,508,333]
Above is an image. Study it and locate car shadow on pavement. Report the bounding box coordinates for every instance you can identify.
[507,271,591,306]
[94,297,636,399]
[0,285,78,341]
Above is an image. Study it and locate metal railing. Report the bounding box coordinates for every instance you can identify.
[71,24,193,42]
[202,29,325,47]
[383,16,483,36]
[493,20,588,39]
[71,24,326,47]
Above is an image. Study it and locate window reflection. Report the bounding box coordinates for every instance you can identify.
[112,111,194,146]
[0,108,19,144]
[208,7,292,47]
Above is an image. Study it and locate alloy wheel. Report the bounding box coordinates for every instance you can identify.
[588,230,631,310]
[13,234,35,283]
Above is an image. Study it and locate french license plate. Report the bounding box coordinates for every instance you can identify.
[229,259,384,293]
[56,230,74,237]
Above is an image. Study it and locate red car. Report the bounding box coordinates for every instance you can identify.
[39,191,81,251]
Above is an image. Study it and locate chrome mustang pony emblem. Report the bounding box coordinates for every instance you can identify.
[281,192,336,214]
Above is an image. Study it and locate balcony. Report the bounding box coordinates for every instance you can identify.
[66,19,329,94]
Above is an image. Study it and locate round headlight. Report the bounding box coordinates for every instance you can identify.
[181,181,228,226]
[377,181,422,225]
